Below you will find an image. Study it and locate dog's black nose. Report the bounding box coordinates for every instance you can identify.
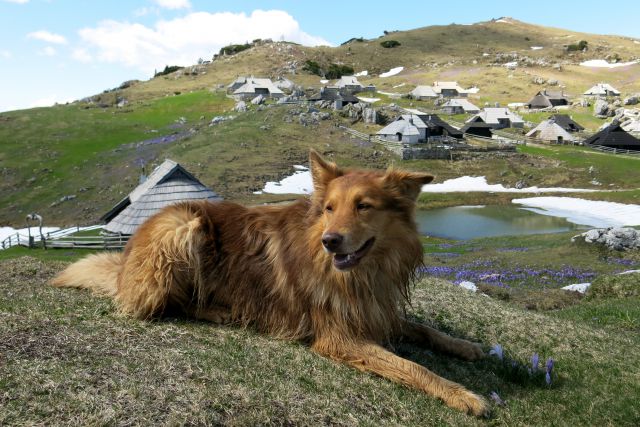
[322,233,343,252]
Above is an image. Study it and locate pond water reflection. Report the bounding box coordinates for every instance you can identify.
[416,205,591,240]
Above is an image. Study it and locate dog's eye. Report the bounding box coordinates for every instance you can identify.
[357,203,371,211]
[325,205,333,212]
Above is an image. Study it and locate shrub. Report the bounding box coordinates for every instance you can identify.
[325,64,354,79]
[380,40,401,48]
[567,40,588,52]
[586,273,640,300]
[302,61,354,79]
[302,60,323,76]
[341,37,364,46]
[219,43,252,56]
[154,65,183,77]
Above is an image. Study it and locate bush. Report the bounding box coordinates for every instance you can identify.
[219,43,252,56]
[154,65,183,77]
[325,64,354,79]
[302,61,354,79]
[586,273,640,300]
[567,40,588,52]
[380,40,401,48]
[341,37,364,46]
[302,60,323,76]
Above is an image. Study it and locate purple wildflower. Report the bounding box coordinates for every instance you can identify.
[531,353,539,373]
[489,344,503,360]
[545,358,554,385]
[490,391,505,406]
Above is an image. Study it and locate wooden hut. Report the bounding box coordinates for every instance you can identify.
[583,122,640,151]
[527,90,569,109]
[460,117,493,138]
[102,159,222,235]
[549,114,584,132]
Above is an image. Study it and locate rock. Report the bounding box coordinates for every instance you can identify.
[251,94,265,105]
[547,79,559,86]
[363,108,377,124]
[593,99,609,117]
[572,227,640,251]
[234,101,247,112]
[514,180,527,189]
[532,76,546,85]
[623,96,639,105]
[116,97,128,108]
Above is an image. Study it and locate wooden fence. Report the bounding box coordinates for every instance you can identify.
[0,225,128,251]
[46,234,128,250]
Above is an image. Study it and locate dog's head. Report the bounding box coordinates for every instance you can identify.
[309,150,433,271]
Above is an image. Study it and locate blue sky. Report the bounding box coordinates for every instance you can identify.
[1,0,639,112]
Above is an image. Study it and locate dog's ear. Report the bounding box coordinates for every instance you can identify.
[309,149,342,195]
[382,169,434,201]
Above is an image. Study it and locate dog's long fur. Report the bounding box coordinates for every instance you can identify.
[52,151,489,416]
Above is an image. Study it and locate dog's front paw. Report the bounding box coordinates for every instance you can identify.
[446,389,490,417]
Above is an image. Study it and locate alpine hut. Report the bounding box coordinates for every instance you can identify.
[460,116,493,138]
[526,119,577,144]
[583,83,620,97]
[527,89,570,109]
[441,99,480,114]
[583,122,640,151]
[469,108,524,129]
[102,159,222,236]
[410,85,438,100]
[549,114,584,132]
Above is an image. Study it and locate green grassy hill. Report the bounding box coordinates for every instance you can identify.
[2,18,640,227]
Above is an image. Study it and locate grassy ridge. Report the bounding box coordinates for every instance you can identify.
[0,253,638,426]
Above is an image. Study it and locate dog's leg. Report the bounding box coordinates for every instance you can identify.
[312,339,489,417]
[188,306,234,324]
[401,320,484,361]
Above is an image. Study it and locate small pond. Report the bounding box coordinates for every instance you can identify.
[416,205,592,240]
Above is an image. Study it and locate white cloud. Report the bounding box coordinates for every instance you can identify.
[0,50,12,59]
[38,46,57,56]
[76,10,331,72]
[27,30,67,44]
[153,0,190,9]
[71,47,92,63]
[3,0,30,4]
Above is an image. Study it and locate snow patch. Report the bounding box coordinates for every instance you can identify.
[262,170,313,194]
[466,86,480,94]
[379,66,404,78]
[495,19,512,24]
[354,70,368,77]
[530,46,544,50]
[503,61,518,68]
[562,283,591,293]
[421,176,597,194]
[580,59,639,68]
[320,79,329,84]
[458,281,478,292]
[392,83,406,88]
[512,197,640,227]
[357,96,380,103]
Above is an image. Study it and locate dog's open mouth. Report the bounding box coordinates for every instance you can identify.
[333,237,375,270]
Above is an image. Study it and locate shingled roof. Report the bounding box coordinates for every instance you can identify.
[103,159,222,235]
[549,114,585,132]
[583,122,640,150]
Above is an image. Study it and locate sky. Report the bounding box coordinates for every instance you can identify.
[1,0,640,113]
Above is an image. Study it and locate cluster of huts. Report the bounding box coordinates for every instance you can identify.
[224,74,640,151]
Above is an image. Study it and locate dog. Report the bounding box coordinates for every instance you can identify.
[52,150,488,416]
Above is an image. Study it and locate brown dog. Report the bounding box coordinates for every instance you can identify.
[53,150,488,416]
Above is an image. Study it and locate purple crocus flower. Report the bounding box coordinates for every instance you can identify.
[545,357,554,385]
[531,353,539,373]
[490,391,505,406]
[489,344,504,360]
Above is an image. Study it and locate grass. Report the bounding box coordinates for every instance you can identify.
[1,254,639,425]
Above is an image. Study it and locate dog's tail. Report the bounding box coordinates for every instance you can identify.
[51,252,123,297]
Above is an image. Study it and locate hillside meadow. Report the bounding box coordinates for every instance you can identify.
[1,228,639,425]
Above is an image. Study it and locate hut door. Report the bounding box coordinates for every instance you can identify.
[557,136,563,144]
